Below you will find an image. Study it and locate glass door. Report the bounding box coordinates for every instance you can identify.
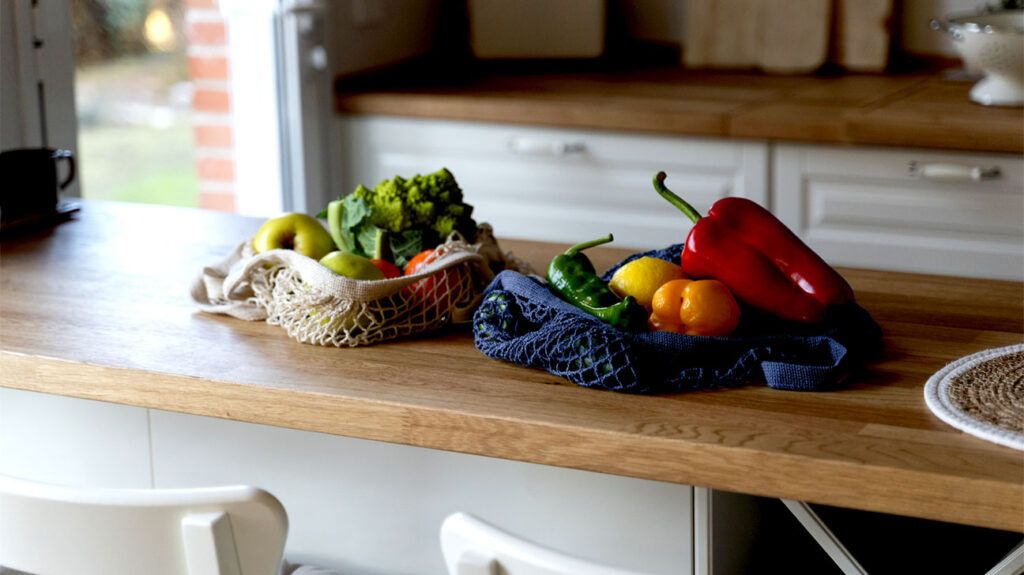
[72,0,197,207]
[5,0,339,216]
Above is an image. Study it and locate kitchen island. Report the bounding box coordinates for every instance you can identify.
[1,201,1021,571]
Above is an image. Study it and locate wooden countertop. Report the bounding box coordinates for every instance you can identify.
[2,201,1022,532]
[335,68,1024,154]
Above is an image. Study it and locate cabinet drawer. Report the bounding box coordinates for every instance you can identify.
[151,410,694,575]
[0,388,151,488]
[339,116,768,251]
[774,145,1024,280]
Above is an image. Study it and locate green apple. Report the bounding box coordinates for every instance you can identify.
[319,251,385,280]
[252,213,336,260]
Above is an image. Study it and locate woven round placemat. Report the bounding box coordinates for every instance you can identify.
[924,343,1024,451]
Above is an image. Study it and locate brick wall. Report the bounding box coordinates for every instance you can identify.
[186,0,236,212]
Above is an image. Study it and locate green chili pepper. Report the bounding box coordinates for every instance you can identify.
[547,234,648,332]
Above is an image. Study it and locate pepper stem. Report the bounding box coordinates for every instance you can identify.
[653,171,702,224]
[565,234,614,256]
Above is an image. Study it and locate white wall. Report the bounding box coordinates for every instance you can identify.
[901,0,990,57]
[1,0,80,195]
[1,0,37,151]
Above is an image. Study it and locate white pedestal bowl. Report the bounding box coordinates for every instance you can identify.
[933,10,1024,107]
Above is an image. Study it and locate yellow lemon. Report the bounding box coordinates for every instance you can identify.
[609,257,684,311]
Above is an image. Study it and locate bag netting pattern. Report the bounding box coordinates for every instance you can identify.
[193,237,513,347]
[473,244,882,393]
[255,244,479,346]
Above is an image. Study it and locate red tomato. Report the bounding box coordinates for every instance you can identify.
[371,258,402,279]
[404,249,467,309]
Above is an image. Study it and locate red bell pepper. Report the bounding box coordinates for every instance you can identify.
[654,172,854,323]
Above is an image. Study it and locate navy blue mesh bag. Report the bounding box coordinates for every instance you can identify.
[473,244,882,393]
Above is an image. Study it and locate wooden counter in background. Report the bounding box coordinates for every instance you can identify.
[335,69,1024,154]
[1,202,1022,532]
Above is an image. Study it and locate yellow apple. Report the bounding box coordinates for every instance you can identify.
[318,251,385,280]
[252,213,336,260]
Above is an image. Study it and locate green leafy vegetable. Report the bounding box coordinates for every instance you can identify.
[356,224,386,259]
[388,229,424,268]
[320,168,476,268]
[341,194,371,254]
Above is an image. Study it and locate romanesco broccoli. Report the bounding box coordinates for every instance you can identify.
[353,168,476,242]
[316,168,477,267]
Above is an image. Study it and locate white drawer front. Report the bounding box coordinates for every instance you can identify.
[774,145,1024,280]
[0,388,152,488]
[151,410,694,575]
[339,117,769,251]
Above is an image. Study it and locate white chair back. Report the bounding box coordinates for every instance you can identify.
[0,475,288,575]
[440,512,651,575]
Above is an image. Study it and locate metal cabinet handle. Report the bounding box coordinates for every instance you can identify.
[507,137,586,156]
[908,161,1002,182]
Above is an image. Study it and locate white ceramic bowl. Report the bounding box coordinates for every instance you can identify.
[932,10,1024,106]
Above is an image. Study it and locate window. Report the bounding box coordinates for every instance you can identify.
[73,0,221,209]
[5,0,332,217]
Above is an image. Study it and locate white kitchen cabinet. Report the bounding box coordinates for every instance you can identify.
[0,388,151,488]
[339,116,769,251]
[339,116,1023,280]
[150,410,695,575]
[773,144,1024,280]
[0,391,707,574]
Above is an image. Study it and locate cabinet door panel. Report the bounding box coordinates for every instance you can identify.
[805,182,1019,238]
[0,388,151,488]
[150,409,693,575]
[340,116,768,251]
[774,144,1023,280]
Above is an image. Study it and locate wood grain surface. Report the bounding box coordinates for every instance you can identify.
[1,202,1021,531]
[335,69,1024,154]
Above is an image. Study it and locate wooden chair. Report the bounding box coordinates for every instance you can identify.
[0,474,288,575]
[440,512,651,575]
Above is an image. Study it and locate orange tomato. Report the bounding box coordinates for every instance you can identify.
[404,249,467,307]
[650,278,740,337]
[404,250,435,275]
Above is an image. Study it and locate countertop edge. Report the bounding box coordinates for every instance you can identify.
[4,350,1020,532]
[334,71,1024,154]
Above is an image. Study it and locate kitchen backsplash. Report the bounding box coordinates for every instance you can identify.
[330,0,988,78]
[623,0,985,60]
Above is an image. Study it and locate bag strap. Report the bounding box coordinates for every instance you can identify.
[189,241,267,321]
[192,240,488,320]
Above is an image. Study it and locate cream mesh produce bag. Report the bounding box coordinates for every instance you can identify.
[191,236,511,346]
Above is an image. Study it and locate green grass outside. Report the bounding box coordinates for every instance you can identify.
[77,113,199,208]
[76,52,199,208]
